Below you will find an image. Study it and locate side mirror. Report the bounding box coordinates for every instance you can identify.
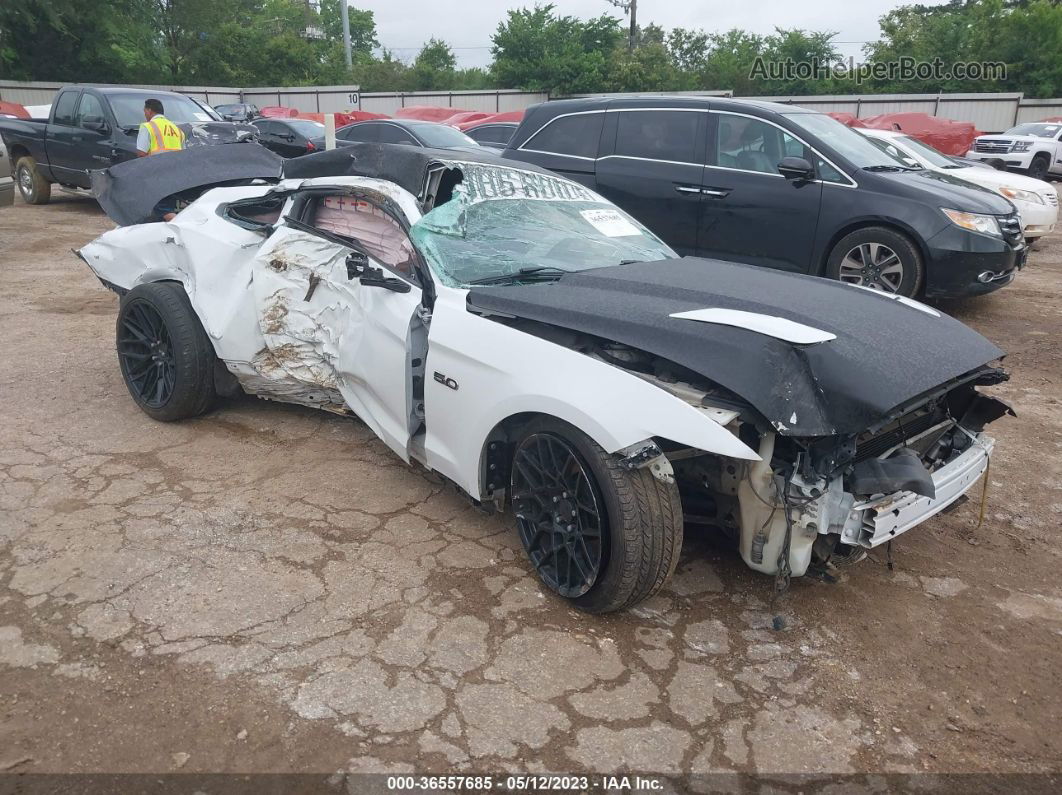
[777,156,815,182]
[83,117,108,133]
[361,271,412,293]
[346,253,411,293]
[346,250,369,280]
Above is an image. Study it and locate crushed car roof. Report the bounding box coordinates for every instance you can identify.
[467,257,1005,437]
[280,142,555,199]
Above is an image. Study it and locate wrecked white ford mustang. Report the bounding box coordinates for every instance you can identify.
[78,144,1012,612]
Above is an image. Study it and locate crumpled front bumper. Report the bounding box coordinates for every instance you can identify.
[842,434,995,548]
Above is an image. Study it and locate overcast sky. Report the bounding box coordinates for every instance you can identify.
[364,0,942,68]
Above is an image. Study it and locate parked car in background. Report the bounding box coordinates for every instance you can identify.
[79,143,1012,612]
[503,96,1026,298]
[252,118,343,157]
[463,121,518,149]
[0,137,13,206]
[0,86,258,204]
[215,103,261,122]
[967,122,1062,181]
[336,118,480,151]
[864,128,1058,241]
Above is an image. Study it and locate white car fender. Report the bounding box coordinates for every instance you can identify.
[422,289,760,500]
[79,185,277,364]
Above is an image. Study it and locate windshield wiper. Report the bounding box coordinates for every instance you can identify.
[467,266,569,286]
[863,164,917,172]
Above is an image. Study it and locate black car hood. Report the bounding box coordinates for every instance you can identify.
[467,258,1005,437]
[91,143,283,225]
[875,169,1015,215]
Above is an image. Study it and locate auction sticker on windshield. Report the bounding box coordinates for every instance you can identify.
[580,208,643,237]
[460,163,597,203]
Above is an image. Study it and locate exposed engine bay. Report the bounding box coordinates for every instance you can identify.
[489,317,1011,578]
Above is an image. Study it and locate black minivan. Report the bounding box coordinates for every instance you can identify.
[502,97,1026,298]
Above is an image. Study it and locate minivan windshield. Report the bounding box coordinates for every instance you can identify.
[784,112,915,169]
[411,164,676,287]
[1003,123,1062,139]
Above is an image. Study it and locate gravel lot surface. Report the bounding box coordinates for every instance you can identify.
[1,187,1060,784]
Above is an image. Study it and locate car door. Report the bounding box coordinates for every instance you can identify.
[43,88,82,184]
[69,91,116,180]
[594,109,707,256]
[250,188,424,459]
[698,112,823,273]
[256,121,297,157]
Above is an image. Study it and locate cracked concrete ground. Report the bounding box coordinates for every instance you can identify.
[1,190,1061,780]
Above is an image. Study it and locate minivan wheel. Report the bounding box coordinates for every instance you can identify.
[510,418,682,613]
[116,282,217,421]
[1028,155,1050,182]
[826,227,923,297]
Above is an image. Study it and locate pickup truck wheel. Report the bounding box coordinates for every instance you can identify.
[826,227,923,298]
[510,418,682,613]
[116,283,216,422]
[15,156,51,204]
[1028,154,1050,181]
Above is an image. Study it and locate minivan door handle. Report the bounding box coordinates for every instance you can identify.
[674,184,702,195]
[701,187,732,198]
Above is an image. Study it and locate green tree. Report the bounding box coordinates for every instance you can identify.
[318,0,378,56]
[411,38,456,90]
[490,4,624,94]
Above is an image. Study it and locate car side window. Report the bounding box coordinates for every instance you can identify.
[52,91,79,127]
[255,120,275,135]
[378,125,417,145]
[470,125,513,145]
[76,93,106,128]
[815,157,848,184]
[522,112,604,159]
[715,115,808,175]
[339,123,378,143]
[615,111,700,163]
[312,195,418,282]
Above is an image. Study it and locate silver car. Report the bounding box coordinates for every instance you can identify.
[0,136,13,206]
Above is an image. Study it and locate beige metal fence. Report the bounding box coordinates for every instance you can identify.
[2,81,1060,131]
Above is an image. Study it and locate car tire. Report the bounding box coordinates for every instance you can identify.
[509,417,683,613]
[1028,155,1050,182]
[15,156,51,205]
[826,226,924,297]
[116,282,217,422]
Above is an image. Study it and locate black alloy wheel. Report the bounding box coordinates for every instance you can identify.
[511,432,606,598]
[118,300,176,408]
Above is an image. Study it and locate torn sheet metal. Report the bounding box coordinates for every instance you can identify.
[280,142,554,200]
[91,143,283,225]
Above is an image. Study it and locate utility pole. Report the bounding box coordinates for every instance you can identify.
[340,0,352,69]
[606,0,638,49]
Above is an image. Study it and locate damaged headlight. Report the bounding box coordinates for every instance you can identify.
[941,208,1001,237]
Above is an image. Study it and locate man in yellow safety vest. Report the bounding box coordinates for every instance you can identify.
[136,98,185,220]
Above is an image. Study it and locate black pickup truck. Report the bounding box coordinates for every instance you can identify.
[0,85,258,204]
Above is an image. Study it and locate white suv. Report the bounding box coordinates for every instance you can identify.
[966,122,1062,181]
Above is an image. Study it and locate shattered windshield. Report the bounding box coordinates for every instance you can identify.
[411,165,676,287]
